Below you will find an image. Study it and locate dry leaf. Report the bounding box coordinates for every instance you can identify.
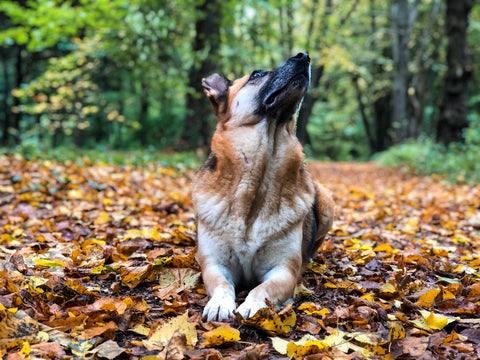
[201,325,240,347]
[239,304,296,335]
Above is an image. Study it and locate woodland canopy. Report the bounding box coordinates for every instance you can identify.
[0,0,478,170]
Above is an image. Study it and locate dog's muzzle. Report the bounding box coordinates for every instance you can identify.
[258,52,311,119]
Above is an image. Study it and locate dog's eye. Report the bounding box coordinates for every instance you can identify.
[249,70,266,81]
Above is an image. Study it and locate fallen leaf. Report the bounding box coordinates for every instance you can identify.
[239,303,296,335]
[93,340,125,359]
[144,312,197,350]
[416,289,441,308]
[201,325,240,347]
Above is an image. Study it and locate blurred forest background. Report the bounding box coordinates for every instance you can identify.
[0,0,479,180]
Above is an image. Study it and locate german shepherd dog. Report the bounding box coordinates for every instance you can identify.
[192,53,335,321]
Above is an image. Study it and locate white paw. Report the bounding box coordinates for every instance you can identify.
[236,297,267,319]
[203,294,236,322]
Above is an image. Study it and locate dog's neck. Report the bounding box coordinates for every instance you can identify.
[211,118,303,180]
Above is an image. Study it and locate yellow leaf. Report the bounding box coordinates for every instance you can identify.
[131,324,150,336]
[452,235,470,244]
[142,228,162,241]
[361,294,375,302]
[125,229,143,240]
[67,189,83,200]
[380,283,396,293]
[144,312,197,349]
[388,321,406,341]
[298,302,330,316]
[19,341,31,357]
[286,335,328,358]
[433,248,449,257]
[424,311,448,330]
[323,330,366,354]
[239,304,296,335]
[201,325,240,347]
[442,289,456,300]
[374,243,393,253]
[416,289,441,308]
[95,211,110,225]
[34,259,66,267]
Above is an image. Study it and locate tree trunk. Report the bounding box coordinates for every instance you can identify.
[436,0,473,146]
[296,65,324,146]
[369,0,392,152]
[181,0,222,149]
[352,75,375,154]
[296,0,329,147]
[138,81,149,146]
[0,50,10,145]
[410,0,441,139]
[9,46,23,145]
[374,92,392,152]
[391,0,410,143]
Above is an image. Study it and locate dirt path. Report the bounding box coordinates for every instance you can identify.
[0,157,479,359]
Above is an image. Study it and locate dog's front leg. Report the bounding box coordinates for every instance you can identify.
[201,262,236,321]
[196,225,238,321]
[237,259,300,319]
[236,226,303,318]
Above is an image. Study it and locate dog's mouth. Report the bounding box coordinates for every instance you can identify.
[263,71,309,110]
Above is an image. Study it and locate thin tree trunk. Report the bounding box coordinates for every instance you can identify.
[181,0,222,149]
[11,46,23,145]
[369,0,392,152]
[392,0,409,143]
[352,75,375,154]
[1,50,10,145]
[410,0,441,139]
[296,0,330,146]
[138,81,149,146]
[436,0,473,145]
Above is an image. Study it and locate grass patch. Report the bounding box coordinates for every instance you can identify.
[1,142,204,170]
[375,138,480,184]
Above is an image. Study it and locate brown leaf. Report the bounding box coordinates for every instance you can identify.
[82,321,117,340]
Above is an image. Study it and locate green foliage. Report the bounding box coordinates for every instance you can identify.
[3,141,203,169]
[0,0,479,170]
[376,131,480,185]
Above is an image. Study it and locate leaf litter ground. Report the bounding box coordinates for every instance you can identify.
[0,155,479,359]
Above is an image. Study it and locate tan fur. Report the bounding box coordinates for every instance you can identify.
[193,58,335,321]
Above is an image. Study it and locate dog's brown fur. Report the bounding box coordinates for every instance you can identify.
[192,53,334,321]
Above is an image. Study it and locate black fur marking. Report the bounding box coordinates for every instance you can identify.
[201,153,217,171]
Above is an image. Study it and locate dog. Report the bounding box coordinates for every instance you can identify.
[192,52,335,321]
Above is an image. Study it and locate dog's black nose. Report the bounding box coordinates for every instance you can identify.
[292,52,310,64]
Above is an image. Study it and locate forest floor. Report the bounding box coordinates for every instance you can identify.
[0,155,479,359]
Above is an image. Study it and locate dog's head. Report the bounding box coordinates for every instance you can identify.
[202,52,310,127]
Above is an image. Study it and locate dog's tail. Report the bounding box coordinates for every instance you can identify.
[301,183,335,267]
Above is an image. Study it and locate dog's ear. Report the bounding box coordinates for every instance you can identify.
[202,73,231,115]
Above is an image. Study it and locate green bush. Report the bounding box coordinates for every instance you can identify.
[375,131,480,184]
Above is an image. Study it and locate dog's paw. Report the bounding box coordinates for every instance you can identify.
[203,294,236,322]
[236,297,267,319]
